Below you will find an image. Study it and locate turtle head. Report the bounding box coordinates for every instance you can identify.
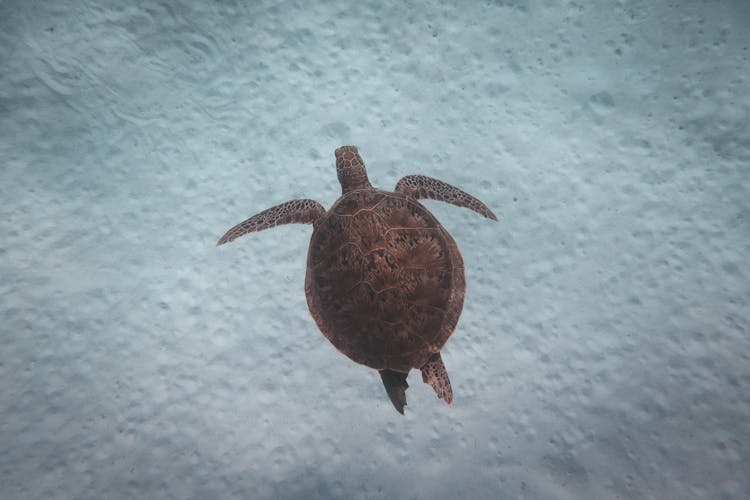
[335,145,372,193]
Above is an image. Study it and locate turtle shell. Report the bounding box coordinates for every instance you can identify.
[304,189,465,372]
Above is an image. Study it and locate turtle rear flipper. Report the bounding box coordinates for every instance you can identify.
[379,369,409,415]
[421,353,453,405]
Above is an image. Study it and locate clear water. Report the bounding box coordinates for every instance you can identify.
[1,1,749,498]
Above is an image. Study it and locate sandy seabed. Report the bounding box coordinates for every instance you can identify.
[1,1,748,499]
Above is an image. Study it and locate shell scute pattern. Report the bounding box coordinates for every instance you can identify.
[333,190,385,216]
[375,195,435,229]
[347,211,388,253]
[308,216,349,269]
[307,189,458,370]
[312,243,365,299]
[402,267,453,308]
[385,229,448,270]
[362,250,401,292]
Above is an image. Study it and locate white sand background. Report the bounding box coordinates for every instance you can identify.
[1,1,748,498]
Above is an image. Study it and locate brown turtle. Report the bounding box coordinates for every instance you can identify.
[217,146,497,414]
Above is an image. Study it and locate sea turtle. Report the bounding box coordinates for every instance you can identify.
[217,146,497,414]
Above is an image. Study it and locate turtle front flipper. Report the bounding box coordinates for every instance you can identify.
[217,199,326,245]
[395,175,498,221]
[379,370,409,415]
[421,353,453,405]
